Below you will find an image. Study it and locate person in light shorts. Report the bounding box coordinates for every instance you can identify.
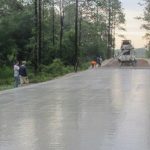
[19,61,29,85]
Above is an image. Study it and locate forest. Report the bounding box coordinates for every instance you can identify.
[0,0,127,88]
[140,0,150,57]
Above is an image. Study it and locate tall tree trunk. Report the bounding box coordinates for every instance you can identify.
[74,0,78,72]
[96,2,99,43]
[79,10,82,47]
[107,0,112,58]
[34,0,38,73]
[42,0,45,54]
[59,0,64,58]
[38,0,42,67]
[112,13,116,57]
[52,0,55,46]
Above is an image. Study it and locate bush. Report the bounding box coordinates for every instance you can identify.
[28,72,53,83]
[42,59,73,76]
[78,62,90,70]
[0,59,88,91]
[0,66,13,85]
[146,49,150,58]
[0,66,13,79]
[28,59,74,83]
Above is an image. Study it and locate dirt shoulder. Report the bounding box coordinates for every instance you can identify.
[102,58,150,68]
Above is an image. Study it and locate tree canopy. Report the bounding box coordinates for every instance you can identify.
[0,0,125,70]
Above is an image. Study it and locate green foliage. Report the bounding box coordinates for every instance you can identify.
[146,49,150,58]
[0,66,12,79]
[0,0,125,90]
[0,0,125,66]
[62,30,75,65]
[28,72,53,83]
[0,59,74,89]
[0,66,13,85]
[78,62,90,71]
[0,2,34,65]
[138,1,150,47]
[42,59,73,76]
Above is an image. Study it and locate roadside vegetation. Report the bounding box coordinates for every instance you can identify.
[0,59,89,91]
[138,0,150,58]
[0,0,125,90]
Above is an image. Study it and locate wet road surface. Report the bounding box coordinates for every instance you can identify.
[0,68,150,150]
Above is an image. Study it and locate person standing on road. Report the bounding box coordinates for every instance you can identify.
[96,56,101,67]
[96,56,103,67]
[14,61,20,87]
[19,61,29,86]
[91,60,97,68]
[100,56,103,65]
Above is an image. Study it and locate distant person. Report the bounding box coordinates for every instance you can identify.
[13,61,20,87]
[100,56,103,65]
[19,61,29,85]
[91,60,97,68]
[96,56,103,67]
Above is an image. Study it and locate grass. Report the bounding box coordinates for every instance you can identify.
[0,85,14,91]
[0,59,90,91]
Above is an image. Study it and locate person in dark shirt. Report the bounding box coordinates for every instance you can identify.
[96,56,103,67]
[19,61,29,85]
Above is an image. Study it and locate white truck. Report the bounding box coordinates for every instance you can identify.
[118,40,136,66]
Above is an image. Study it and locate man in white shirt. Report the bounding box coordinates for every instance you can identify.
[14,61,20,87]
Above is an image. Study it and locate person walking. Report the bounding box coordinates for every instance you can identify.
[19,61,29,86]
[14,61,20,87]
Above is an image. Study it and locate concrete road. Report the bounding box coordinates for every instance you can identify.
[0,68,150,150]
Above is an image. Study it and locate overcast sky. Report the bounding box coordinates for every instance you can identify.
[116,0,146,49]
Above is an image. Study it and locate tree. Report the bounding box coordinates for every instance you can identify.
[106,0,125,58]
[34,0,38,72]
[140,0,150,40]
[0,0,125,67]
[0,0,34,65]
[74,0,79,72]
[139,0,150,57]
[59,0,64,58]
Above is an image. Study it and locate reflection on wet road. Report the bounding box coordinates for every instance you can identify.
[0,69,150,150]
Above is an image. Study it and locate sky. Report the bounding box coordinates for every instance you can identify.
[115,0,146,49]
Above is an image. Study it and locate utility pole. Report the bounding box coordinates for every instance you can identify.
[74,0,79,72]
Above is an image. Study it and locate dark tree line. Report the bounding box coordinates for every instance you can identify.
[0,0,125,71]
[138,0,150,57]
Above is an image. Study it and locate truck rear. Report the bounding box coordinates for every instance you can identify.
[118,40,136,66]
